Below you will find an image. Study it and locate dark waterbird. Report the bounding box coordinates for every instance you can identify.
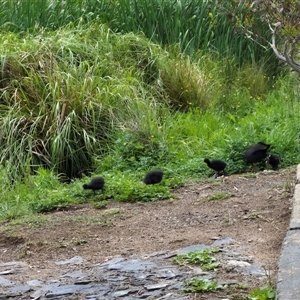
[203,158,227,177]
[267,154,281,170]
[83,176,105,194]
[245,142,271,172]
[143,170,163,185]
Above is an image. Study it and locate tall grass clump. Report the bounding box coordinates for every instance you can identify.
[0,23,169,181]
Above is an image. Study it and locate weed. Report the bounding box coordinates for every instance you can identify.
[183,278,227,293]
[102,208,120,216]
[283,179,294,194]
[247,286,275,300]
[233,283,249,290]
[173,248,219,271]
[208,192,234,201]
[72,238,87,246]
[92,200,109,209]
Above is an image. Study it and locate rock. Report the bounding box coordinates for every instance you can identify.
[55,256,83,265]
[0,276,13,286]
[7,285,31,293]
[227,260,251,268]
[176,244,209,255]
[27,279,42,287]
[212,237,235,246]
[145,283,169,290]
[0,269,17,275]
[110,289,138,297]
[60,271,87,279]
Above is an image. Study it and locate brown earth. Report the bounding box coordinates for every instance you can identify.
[0,166,296,299]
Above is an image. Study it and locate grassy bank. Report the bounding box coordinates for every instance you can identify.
[0,0,276,72]
[0,21,299,220]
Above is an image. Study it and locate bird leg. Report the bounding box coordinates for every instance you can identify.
[265,158,270,170]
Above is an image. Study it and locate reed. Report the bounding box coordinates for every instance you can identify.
[0,0,277,72]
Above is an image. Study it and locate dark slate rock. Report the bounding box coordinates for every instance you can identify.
[0,276,13,286]
[168,282,184,290]
[155,267,180,279]
[212,237,235,246]
[55,256,83,265]
[106,259,157,272]
[45,284,110,298]
[60,271,87,279]
[0,261,26,268]
[30,289,47,299]
[176,244,209,255]
[110,288,139,297]
[27,279,43,287]
[8,285,31,293]
[106,275,127,282]
[97,257,125,268]
[137,289,164,298]
[145,282,169,290]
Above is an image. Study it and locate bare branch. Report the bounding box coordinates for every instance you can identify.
[268,24,286,62]
[284,42,300,73]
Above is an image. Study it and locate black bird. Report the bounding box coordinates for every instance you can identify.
[143,170,163,185]
[204,158,227,177]
[83,176,105,194]
[245,142,271,172]
[267,154,281,170]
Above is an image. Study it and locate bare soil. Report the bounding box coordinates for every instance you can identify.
[0,166,296,299]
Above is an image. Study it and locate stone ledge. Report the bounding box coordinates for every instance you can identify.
[277,165,300,299]
[289,184,300,229]
[277,230,300,300]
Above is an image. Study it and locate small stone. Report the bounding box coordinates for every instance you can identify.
[176,244,209,255]
[0,275,13,286]
[212,237,235,246]
[110,289,138,297]
[60,271,86,279]
[145,283,169,290]
[27,279,42,287]
[8,285,31,293]
[0,269,17,275]
[0,261,27,268]
[55,256,83,265]
[227,260,251,268]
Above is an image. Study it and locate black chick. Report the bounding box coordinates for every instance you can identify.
[83,176,105,194]
[143,170,163,185]
[245,142,271,172]
[204,158,227,177]
[267,154,281,170]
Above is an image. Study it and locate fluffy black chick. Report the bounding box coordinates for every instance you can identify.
[204,158,227,177]
[83,176,105,194]
[143,170,163,185]
[267,154,281,170]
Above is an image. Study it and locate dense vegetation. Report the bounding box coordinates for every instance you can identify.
[0,0,299,221]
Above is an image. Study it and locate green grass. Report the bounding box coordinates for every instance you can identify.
[0,0,277,74]
[208,193,234,201]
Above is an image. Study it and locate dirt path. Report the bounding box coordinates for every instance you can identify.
[0,167,295,298]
